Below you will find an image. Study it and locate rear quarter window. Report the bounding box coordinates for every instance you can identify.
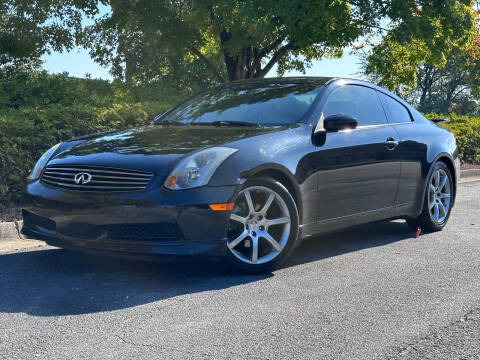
[378,92,412,124]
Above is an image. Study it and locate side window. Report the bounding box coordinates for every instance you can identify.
[322,85,387,127]
[378,92,412,123]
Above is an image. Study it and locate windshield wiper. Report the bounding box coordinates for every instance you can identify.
[153,119,190,126]
[194,120,262,127]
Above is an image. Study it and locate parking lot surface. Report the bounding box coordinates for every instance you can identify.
[1,181,479,359]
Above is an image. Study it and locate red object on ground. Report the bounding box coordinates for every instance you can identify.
[415,227,422,238]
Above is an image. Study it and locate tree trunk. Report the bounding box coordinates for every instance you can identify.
[218,31,293,81]
[418,65,434,112]
[220,30,240,81]
[440,73,466,114]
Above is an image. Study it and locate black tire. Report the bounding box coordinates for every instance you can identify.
[224,176,300,273]
[406,161,454,232]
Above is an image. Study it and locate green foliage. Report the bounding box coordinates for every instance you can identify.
[364,31,480,116]
[426,113,480,164]
[0,71,181,205]
[365,1,478,91]
[79,0,477,83]
[2,0,478,89]
[0,0,98,65]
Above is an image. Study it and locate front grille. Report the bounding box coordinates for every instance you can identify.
[106,223,182,241]
[58,222,103,239]
[41,164,153,192]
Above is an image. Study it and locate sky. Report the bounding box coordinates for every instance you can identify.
[41,47,364,81]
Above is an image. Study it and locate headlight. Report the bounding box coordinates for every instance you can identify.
[164,147,238,190]
[28,143,61,181]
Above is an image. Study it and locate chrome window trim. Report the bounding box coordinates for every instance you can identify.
[337,121,413,133]
[312,80,417,130]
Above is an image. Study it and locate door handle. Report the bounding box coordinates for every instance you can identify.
[384,137,399,150]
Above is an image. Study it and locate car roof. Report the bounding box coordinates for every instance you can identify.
[220,76,333,87]
[215,76,412,111]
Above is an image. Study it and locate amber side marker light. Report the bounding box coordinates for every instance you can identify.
[209,203,234,211]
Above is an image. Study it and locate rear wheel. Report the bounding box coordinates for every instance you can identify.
[225,177,299,272]
[406,161,453,232]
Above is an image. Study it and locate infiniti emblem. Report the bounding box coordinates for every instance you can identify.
[74,172,92,185]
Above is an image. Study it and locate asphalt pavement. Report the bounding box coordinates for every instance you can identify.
[0,181,479,359]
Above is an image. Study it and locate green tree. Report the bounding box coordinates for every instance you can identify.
[0,0,98,66]
[418,37,480,115]
[364,31,480,115]
[365,1,479,91]
[82,0,477,84]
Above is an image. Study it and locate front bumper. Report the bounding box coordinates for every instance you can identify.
[22,180,240,259]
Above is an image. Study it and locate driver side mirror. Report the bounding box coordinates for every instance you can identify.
[312,113,359,146]
[323,114,358,132]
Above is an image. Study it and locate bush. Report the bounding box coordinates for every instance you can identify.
[425,113,480,164]
[0,102,174,204]
[0,71,182,205]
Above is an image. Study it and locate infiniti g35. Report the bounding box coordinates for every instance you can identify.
[23,77,459,272]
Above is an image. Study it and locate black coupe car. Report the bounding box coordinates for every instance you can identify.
[23,77,459,272]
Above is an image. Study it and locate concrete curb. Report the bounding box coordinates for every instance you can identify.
[0,220,23,240]
[461,168,480,179]
[0,168,479,240]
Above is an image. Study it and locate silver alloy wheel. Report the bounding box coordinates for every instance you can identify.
[227,186,291,265]
[429,168,451,224]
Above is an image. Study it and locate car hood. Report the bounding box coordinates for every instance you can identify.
[50,125,280,175]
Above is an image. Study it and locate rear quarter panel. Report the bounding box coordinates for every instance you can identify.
[393,117,459,213]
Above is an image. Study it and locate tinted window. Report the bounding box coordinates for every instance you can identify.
[157,83,322,126]
[378,93,412,123]
[323,85,387,126]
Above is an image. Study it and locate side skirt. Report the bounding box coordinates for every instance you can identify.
[300,203,418,239]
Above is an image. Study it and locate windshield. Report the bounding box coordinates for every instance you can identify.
[156,82,322,126]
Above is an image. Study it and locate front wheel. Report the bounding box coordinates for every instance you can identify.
[406,161,454,232]
[225,177,299,272]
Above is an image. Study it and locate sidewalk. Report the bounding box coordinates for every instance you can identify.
[0,221,46,253]
[0,237,46,253]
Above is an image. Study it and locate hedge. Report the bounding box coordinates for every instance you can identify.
[426,113,480,165]
[0,71,181,205]
[0,101,175,204]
